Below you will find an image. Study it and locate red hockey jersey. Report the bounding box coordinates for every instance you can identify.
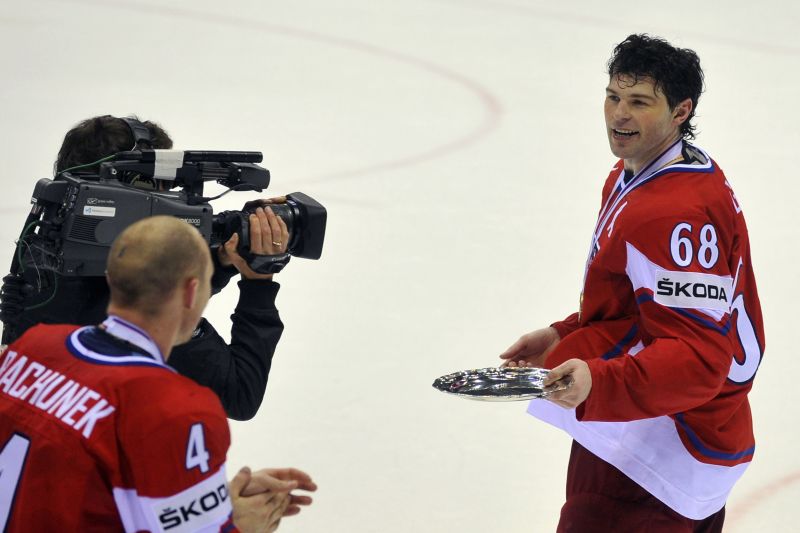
[0,316,235,532]
[528,141,764,519]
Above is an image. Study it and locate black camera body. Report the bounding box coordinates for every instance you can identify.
[19,149,326,277]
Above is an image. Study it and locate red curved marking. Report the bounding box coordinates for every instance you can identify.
[68,0,503,184]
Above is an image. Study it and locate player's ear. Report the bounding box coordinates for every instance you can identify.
[673,98,693,125]
[183,277,199,309]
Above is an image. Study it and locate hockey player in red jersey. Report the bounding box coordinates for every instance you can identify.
[0,216,313,532]
[499,34,763,532]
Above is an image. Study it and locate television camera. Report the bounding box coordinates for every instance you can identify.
[0,149,326,342]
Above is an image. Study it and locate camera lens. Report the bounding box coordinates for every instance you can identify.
[264,203,295,234]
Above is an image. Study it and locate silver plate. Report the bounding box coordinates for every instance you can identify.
[432,367,572,401]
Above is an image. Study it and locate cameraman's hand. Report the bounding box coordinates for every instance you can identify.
[230,466,290,533]
[499,327,560,368]
[219,205,289,280]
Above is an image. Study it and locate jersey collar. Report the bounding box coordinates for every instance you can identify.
[100,315,166,364]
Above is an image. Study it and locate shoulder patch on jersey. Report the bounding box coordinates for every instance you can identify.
[681,143,709,166]
[654,269,732,311]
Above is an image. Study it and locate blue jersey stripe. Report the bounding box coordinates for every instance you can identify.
[675,413,755,461]
[636,293,732,336]
[600,323,639,360]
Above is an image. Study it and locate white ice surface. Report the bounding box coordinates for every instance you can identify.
[1,1,798,531]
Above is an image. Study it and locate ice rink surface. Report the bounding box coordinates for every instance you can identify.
[1,0,798,531]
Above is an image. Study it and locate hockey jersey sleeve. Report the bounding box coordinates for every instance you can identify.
[551,313,580,339]
[113,380,236,532]
[578,190,740,421]
[168,279,284,421]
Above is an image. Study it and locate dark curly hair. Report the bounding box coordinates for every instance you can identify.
[607,34,705,139]
[54,115,172,173]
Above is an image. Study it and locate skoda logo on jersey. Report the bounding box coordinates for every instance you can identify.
[657,279,727,300]
[158,483,229,530]
[654,269,732,312]
[151,469,233,532]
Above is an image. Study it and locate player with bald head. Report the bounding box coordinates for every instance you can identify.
[0,216,311,532]
[105,216,213,355]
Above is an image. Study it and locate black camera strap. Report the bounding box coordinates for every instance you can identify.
[246,253,291,275]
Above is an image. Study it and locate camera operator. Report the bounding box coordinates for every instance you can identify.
[1,115,286,421]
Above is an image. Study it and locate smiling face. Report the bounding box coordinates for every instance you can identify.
[604,74,693,173]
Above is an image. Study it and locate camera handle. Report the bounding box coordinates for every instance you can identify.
[245,252,291,275]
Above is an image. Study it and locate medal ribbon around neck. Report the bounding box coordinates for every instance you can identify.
[581,139,684,290]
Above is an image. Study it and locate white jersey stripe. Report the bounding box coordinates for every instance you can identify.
[113,464,231,532]
[625,242,732,322]
[527,401,749,519]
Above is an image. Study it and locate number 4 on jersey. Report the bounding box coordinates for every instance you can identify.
[185,424,210,474]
